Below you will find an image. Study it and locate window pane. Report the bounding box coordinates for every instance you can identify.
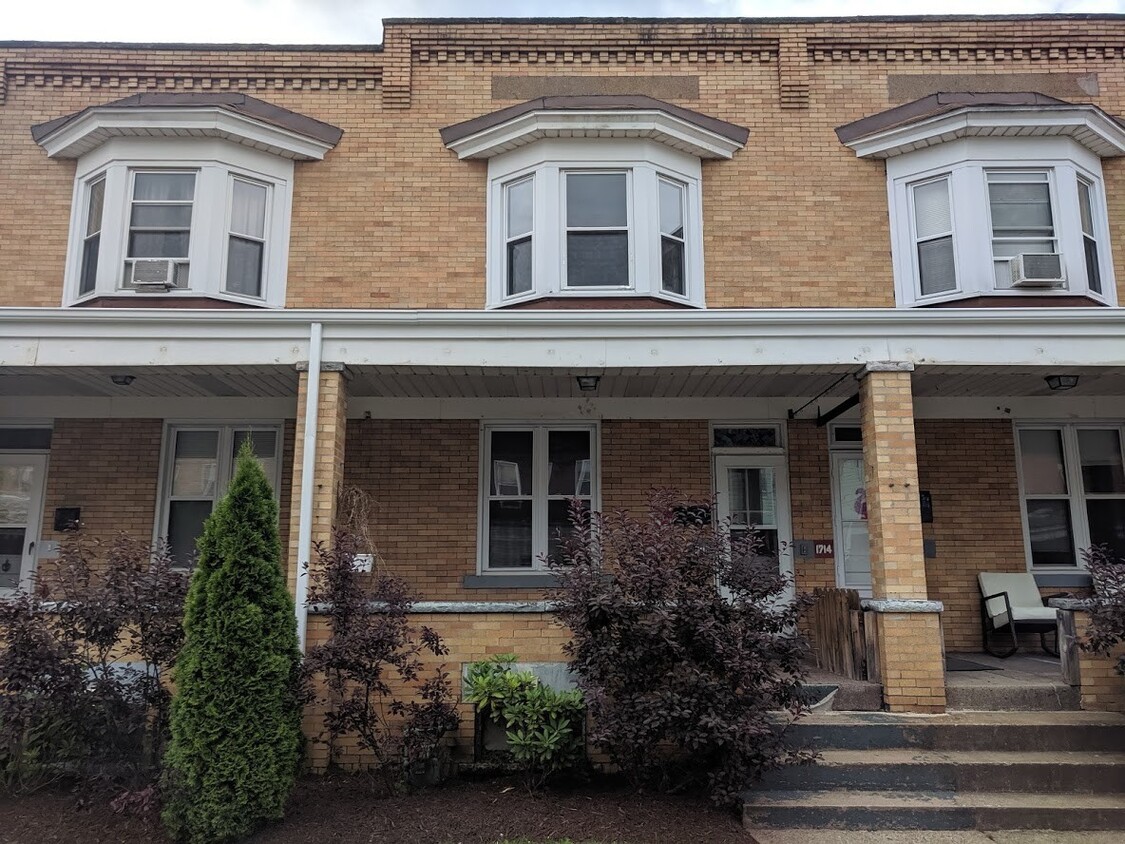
[713,427,779,448]
[130,204,193,228]
[661,237,685,296]
[913,178,951,238]
[80,236,100,295]
[167,500,213,566]
[1019,429,1068,495]
[548,430,591,496]
[86,178,105,236]
[566,173,626,228]
[992,240,1056,258]
[1026,499,1075,566]
[507,237,533,296]
[129,231,190,259]
[1087,499,1125,558]
[0,465,34,524]
[506,178,533,239]
[231,430,278,487]
[488,500,532,568]
[1078,429,1125,494]
[548,498,588,562]
[0,428,51,450]
[1078,180,1095,236]
[659,179,684,237]
[226,237,264,297]
[230,179,267,239]
[566,232,629,287]
[0,529,26,590]
[989,181,1053,231]
[134,172,195,201]
[171,430,218,498]
[490,431,532,496]
[1085,236,1102,294]
[918,236,956,296]
[728,468,776,529]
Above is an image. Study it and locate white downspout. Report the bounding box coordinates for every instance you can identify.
[294,321,323,653]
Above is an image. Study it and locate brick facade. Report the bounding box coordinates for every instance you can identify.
[4,17,1125,309]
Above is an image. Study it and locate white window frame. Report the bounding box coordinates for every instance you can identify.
[888,136,1116,307]
[477,421,600,574]
[154,421,283,568]
[907,174,961,298]
[63,136,293,308]
[561,169,634,291]
[1014,420,1125,572]
[486,138,706,309]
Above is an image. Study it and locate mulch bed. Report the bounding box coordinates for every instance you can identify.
[0,775,751,843]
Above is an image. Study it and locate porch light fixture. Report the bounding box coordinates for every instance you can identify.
[110,374,136,386]
[576,375,601,392]
[1045,374,1080,392]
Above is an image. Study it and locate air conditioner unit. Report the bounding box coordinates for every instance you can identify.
[130,258,177,288]
[1009,253,1065,288]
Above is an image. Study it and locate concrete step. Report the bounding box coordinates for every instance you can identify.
[758,749,1125,793]
[742,790,1125,831]
[783,711,1125,752]
[945,679,1081,712]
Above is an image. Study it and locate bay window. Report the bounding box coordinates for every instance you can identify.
[480,424,596,573]
[1017,423,1125,568]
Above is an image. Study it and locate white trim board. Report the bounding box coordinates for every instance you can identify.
[6,306,1125,370]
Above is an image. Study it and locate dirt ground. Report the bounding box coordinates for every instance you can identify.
[0,775,751,843]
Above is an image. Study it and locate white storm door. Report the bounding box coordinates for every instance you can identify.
[0,453,48,593]
[714,454,794,595]
[831,451,872,596]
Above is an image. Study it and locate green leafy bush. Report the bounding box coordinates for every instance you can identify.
[161,442,302,843]
[465,654,585,790]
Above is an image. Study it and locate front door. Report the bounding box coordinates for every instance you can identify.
[714,454,794,596]
[831,451,872,596]
[0,453,47,593]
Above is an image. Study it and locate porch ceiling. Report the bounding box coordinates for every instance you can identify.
[3,363,1123,401]
[0,365,299,398]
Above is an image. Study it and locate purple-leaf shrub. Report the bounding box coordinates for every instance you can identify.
[1081,545,1125,674]
[301,531,459,789]
[548,490,813,807]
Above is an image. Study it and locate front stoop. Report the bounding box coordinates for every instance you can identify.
[744,712,1125,832]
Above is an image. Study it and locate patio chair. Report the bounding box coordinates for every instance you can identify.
[978,572,1065,659]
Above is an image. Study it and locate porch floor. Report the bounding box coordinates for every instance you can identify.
[944,653,1080,712]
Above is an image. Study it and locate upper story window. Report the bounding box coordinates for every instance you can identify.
[33,93,342,308]
[442,96,748,309]
[838,93,1125,308]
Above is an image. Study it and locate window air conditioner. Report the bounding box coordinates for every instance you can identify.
[1009,253,1065,288]
[130,258,177,288]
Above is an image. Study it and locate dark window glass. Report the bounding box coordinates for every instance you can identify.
[1026,499,1076,566]
[566,232,629,287]
[713,427,779,448]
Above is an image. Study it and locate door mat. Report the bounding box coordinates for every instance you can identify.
[945,656,1000,672]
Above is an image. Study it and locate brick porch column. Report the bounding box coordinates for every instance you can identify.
[287,363,348,596]
[859,363,947,713]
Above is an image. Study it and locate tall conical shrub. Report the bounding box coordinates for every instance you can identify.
[162,441,302,843]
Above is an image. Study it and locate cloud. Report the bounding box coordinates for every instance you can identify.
[4,0,1124,44]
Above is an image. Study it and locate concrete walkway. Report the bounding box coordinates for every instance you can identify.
[746,831,1122,843]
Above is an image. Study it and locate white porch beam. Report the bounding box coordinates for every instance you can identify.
[2,307,1125,370]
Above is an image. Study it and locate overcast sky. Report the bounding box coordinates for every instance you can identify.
[3,1,1124,45]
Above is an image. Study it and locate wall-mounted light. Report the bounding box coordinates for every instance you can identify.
[1044,374,1079,392]
[576,375,601,392]
[110,374,136,387]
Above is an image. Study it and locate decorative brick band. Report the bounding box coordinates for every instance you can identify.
[0,60,6,105]
[309,600,554,614]
[861,599,944,614]
[810,42,1125,63]
[414,44,776,65]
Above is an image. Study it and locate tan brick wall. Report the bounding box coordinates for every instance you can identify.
[37,416,295,577]
[787,420,836,595]
[303,611,571,769]
[916,419,1027,652]
[860,371,928,601]
[600,419,712,513]
[1074,611,1125,713]
[875,611,947,714]
[286,370,347,590]
[5,18,1125,309]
